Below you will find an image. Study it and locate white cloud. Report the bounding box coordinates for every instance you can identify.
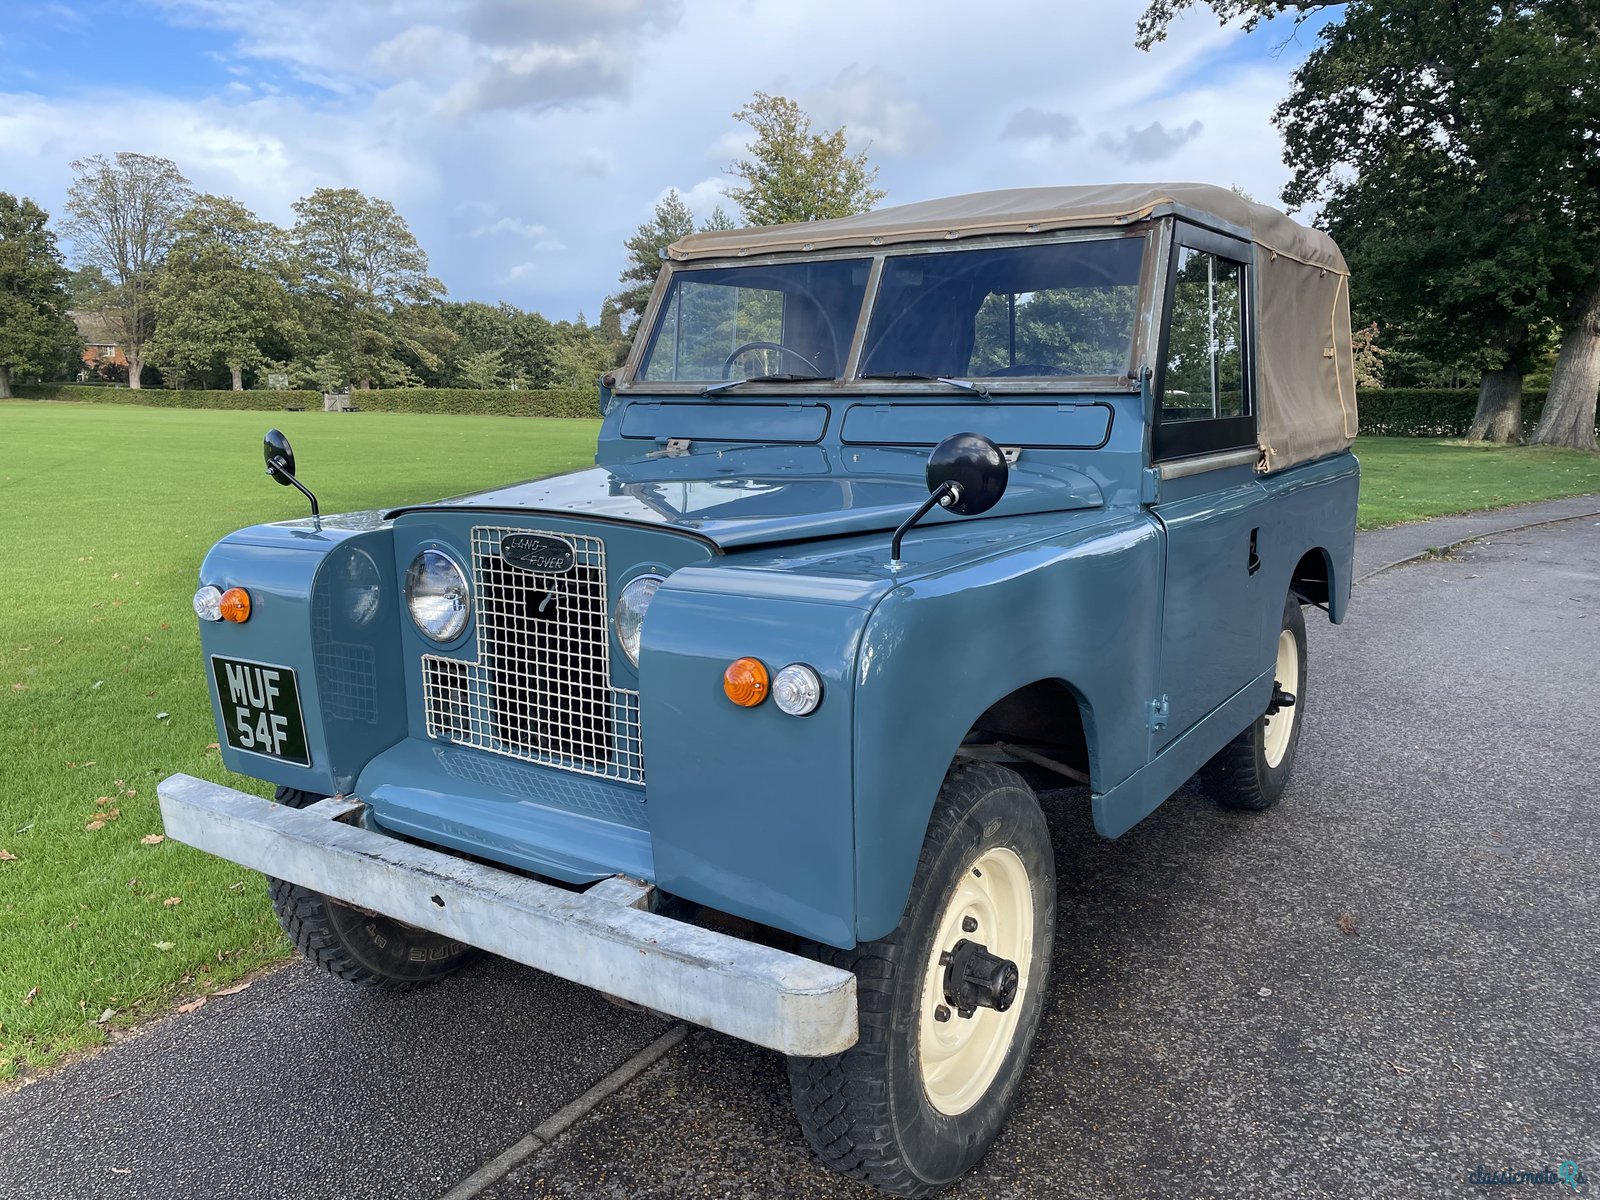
[8,0,1317,317]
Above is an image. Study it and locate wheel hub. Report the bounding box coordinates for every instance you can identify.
[941,939,1020,1017]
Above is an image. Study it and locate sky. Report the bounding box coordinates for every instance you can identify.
[0,0,1333,322]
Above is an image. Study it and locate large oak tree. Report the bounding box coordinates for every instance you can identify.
[725,93,885,227]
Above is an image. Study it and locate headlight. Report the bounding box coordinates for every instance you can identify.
[614,573,664,667]
[405,549,470,642]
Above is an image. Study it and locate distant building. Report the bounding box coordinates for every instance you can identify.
[70,310,126,380]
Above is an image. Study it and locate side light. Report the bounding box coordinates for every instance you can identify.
[772,663,823,716]
[219,587,251,623]
[193,585,223,622]
[723,657,769,707]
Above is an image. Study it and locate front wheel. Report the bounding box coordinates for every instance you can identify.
[1200,592,1308,810]
[267,787,479,990]
[787,762,1056,1197]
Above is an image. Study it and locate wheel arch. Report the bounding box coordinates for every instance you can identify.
[1289,544,1345,622]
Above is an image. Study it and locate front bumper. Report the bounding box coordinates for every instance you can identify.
[157,774,858,1057]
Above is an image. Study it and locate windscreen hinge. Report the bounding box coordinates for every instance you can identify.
[1001,446,1021,466]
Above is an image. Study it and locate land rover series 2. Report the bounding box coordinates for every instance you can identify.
[160,182,1359,1196]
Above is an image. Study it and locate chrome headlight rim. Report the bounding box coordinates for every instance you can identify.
[614,572,666,668]
[405,547,472,643]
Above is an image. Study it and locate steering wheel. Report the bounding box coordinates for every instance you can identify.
[722,341,823,379]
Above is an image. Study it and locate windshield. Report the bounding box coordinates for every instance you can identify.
[860,237,1145,380]
[638,258,872,383]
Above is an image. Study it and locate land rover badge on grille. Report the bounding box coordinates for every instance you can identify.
[500,533,575,574]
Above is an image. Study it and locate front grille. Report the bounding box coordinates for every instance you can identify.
[421,526,644,784]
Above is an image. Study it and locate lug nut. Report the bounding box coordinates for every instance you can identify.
[962,916,978,933]
[934,1005,951,1023]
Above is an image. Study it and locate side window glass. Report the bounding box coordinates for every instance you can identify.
[1162,247,1245,421]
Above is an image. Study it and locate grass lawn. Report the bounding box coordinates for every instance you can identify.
[1355,436,1600,528]
[0,402,601,1080]
[2,406,1598,1082]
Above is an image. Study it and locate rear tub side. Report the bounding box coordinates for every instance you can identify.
[851,513,1164,942]
[1254,450,1360,626]
[198,519,407,797]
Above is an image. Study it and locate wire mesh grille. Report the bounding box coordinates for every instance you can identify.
[422,527,644,785]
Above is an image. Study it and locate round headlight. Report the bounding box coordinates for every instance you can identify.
[405,549,470,642]
[772,663,823,716]
[615,573,664,667]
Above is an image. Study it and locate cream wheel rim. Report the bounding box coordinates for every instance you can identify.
[918,846,1033,1116]
[1262,628,1299,768]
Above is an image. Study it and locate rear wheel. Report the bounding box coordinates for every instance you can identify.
[1200,593,1308,810]
[267,787,479,990]
[787,762,1056,1197]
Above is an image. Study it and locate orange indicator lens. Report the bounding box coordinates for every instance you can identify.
[219,587,252,623]
[723,657,769,707]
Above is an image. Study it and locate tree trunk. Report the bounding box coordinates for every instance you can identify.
[231,366,244,392]
[128,353,144,390]
[1468,369,1523,443]
[1530,281,1600,453]
[357,377,371,391]
[0,365,12,399]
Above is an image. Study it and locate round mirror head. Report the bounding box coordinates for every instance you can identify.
[926,432,1008,516]
[263,428,296,485]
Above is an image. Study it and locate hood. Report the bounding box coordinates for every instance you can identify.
[386,444,1103,551]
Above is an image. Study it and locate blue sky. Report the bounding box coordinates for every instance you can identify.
[1,0,1333,321]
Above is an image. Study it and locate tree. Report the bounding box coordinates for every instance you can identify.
[290,187,444,389]
[0,194,78,397]
[148,195,299,390]
[614,190,696,332]
[725,92,885,227]
[1139,0,1600,446]
[61,153,192,389]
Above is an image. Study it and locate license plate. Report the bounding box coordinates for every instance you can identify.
[212,657,310,765]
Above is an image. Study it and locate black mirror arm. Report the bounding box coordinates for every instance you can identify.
[268,458,320,519]
[891,480,961,565]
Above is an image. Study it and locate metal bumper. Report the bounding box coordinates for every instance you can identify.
[157,774,858,1057]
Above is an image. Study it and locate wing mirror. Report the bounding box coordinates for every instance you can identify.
[890,432,1009,564]
[262,428,320,519]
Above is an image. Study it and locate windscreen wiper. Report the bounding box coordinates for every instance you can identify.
[856,371,990,398]
[700,373,823,397]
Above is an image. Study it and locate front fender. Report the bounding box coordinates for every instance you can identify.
[852,513,1162,941]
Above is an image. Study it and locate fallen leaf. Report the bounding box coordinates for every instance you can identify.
[211,981,250,997]
[85,820,105,832]
[95,796,113,805]
[111,1169,131,1176]
[92,680,104,689]
[11,683,26,693]
[163,896,182,906]
[206,742,219,751]
[155,713,169,721]
[176,998,206,1015]
[228,881,245,892]
[140,834,165,846]
[152,941,175,952]
[96,1007,116,1024]
[1336,913,1358,935]
[0,849,16,862]
[23,987,38,1005]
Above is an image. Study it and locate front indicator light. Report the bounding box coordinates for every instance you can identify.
[193,585,223,622]
[219,587,251,623]
[772,664,823,716]
[723,657,769,707]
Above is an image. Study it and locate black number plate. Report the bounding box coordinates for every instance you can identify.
[212,657,310,765]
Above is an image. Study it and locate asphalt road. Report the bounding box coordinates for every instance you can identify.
[3,504,1597,1200]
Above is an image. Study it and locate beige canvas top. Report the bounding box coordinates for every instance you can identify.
[666,183,1357,472]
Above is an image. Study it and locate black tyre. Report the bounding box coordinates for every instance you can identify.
[1200,593,1308,811]
[268,787,479,991]
[787,762,1056,1197]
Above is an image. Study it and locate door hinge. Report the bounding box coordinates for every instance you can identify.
[1146,695,1170,733]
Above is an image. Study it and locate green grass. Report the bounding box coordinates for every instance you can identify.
[1355,436,1600,528]
[0,402,601,1080]
[3,407,1598,1082]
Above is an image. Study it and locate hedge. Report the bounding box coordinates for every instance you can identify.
[12,383,322,411]
[10,383,600,418]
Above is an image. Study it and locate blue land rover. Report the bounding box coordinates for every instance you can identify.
[161,183,1359,1197]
